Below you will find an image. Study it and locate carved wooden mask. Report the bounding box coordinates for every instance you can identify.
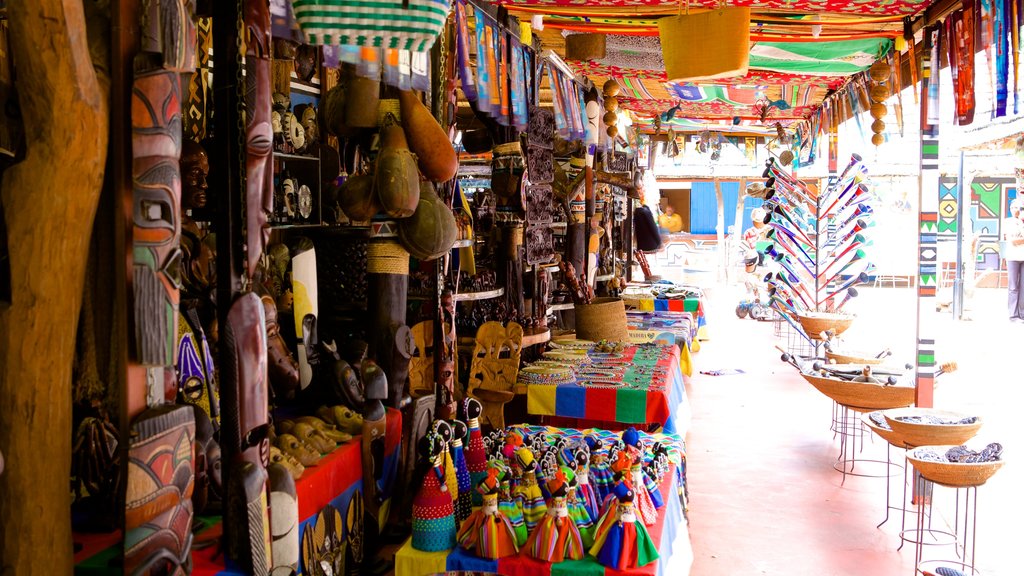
[245,0,273,277]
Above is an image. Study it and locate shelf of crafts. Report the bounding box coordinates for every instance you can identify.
[453,287,504,302]
[393,463,686,576]
[520,328,551,347]
[74,409,403,576]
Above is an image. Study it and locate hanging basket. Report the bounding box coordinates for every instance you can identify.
[658,8,750,82]
[291,0,451,51]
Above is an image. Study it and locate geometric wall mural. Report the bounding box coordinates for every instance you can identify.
[937,177,1015,270]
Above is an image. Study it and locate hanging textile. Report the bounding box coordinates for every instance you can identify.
[475,8,492,115]
[922,26,941,130]
[948,1,977,125]
[510,38,528,130]
[497,31,510,124]
[548,65,568,138]
[995,0,1009,117]
[455,0,477,102]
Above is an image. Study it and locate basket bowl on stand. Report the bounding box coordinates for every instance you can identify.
[801,373,915,411]
[825,349,885,365]
[796,311,855,339]
[861,411,905,447]
[907,445,1005,487]
[881,408,982,448]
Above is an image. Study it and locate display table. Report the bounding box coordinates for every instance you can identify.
[620,284,707,341]
[73,408,402,576]
[525,344,686,434]
[394,425,686,576]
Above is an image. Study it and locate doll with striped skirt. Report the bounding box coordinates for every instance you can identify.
[450,419,473,525]
[566,467,596,548]
[412,431,458,552]
[586,436,615,503]
[512,447,547,529]
[524,467,585,562]
[572,445,600,521]
[461,398,489,506]
[457,467,519,559]
[493,461,529,547]
[589,481,659,570]
[621,428,660,525]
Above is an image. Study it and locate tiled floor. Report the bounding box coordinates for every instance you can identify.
[683,282,1020,576]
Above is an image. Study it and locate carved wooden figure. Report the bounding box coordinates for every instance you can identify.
[408,320,435,399]
[437,292,458,419]
[132,68,183,366]
[124,405,196,576]
[141,0,198,72]
[467,322,524,430]
[268,463,300,573]
[245,0,274,277]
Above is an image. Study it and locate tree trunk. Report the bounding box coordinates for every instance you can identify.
[0,1,109,573]
[714,178,726,282]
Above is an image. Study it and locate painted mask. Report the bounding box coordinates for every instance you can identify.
[292,422,336,454]
[275,433,320,467]
[269,445,305,480]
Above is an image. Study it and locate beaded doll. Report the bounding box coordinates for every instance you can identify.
[586,436,614,503]
[461,398,488,506]
[456,467,519,559]
[433,420,459,503]
[524,467,585,562]
[512,447,547,529]
[571,445,600,521]
[450,419,473,525]
[493,460,529,547]
[622,428,660,525]
[411,431,458,552]
[565,464,596,548]
[589,482,659,570]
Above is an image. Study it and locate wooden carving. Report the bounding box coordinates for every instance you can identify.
[408,320,434,399]
[132,69,183,366]
[124,405,195,576]
[176,308,220,430]
[467,322,523,430]
[437,292,458,419]
[0,1,108,571]
[245,0,273,277]
[221,293,272,570]
[268,463,299,573]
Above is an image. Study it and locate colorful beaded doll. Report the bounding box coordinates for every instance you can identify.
[433,420,460,504]
[571,445,600,521]
[461,399,488,506]
[411,432,458,552]
[493,460,529,547]
[512,447,547,529]
[586,436,614,503]
[450,419,473,525]
[524,467,585,562]
[456,467,520,559]
[622,428,659,525]
[565,466,596,548]
[590,482,659,570]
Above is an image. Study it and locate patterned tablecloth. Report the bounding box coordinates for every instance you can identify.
[73,409,403,576]
[525,345,685,434]
[394,426,686,576]
[621,284,708,342]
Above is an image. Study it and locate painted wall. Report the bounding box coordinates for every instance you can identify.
[937,176,1018,270]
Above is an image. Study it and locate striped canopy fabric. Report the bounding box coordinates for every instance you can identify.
[500,0,930,16]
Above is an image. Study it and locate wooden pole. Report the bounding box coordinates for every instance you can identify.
[714,178,726,282]
[0,1,109,572]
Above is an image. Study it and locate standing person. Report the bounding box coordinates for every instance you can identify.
[742,207,769,272]
[1002,198,1024,322]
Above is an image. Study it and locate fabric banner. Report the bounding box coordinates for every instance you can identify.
[748,38,891,76]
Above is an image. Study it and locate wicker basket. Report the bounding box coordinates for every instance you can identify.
[882,408,982,448]
[565,34,607,61]
[861,412,905,447]
[796,311,855,339]
[825,349,885,365]
[907,446,1005,487]
[575,298,630,343]
[801,373,915,411]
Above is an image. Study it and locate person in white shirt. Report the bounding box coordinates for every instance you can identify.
[1002,199,1024,322]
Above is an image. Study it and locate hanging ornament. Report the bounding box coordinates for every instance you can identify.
[603,97,618,112]
[867,58,891,147]
[602,80,620,98]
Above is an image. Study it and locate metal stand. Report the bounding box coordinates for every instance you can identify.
[832,405,900,486]
[898,461,957,552]
[876,441,910,529]
[915,481,981,575]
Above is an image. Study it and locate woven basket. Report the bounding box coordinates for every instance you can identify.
[565,34,607,61]
[882,408,982,449]
[907,446,1005,487]
[291,0,450,51]
[796,311,855,339]
[861,412,905,447]
[825,349,885,365]
[801,373,915,411]
[575,298,629,343]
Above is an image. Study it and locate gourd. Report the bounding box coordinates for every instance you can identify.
[398,89,459,182]
[337,173,380,222]
[374,113,421,218]
[398,181,458,261]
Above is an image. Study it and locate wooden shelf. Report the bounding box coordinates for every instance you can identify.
[595,274,615,282]
[521,328,551,347]
[452,238,474,248]
[454,287,504,302]
[274,152,320,162]
[547,302,574,313]
[269,222,321,230]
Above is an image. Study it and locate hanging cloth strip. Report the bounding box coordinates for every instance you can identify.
[1010,0,1020,114]
[995,0,1009,117]
[948,1,977,125]
[474,8,492,116]
[497,30,510,125]
[510,38,528,130]
[455,0,477,102]
[548,65,568,138]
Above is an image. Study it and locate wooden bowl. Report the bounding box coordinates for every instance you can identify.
[882,408,982,449]
[825,349,885,365]
[801,373,915,411]
[861,411,905,447]
[907,445,1005,487]
[796,311,855,339]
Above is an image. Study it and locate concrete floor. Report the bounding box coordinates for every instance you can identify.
[683,282,1022,576]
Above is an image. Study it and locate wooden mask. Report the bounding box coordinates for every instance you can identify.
[141,0,198,72]
[131,69,182,366]
[245,0,273,277]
